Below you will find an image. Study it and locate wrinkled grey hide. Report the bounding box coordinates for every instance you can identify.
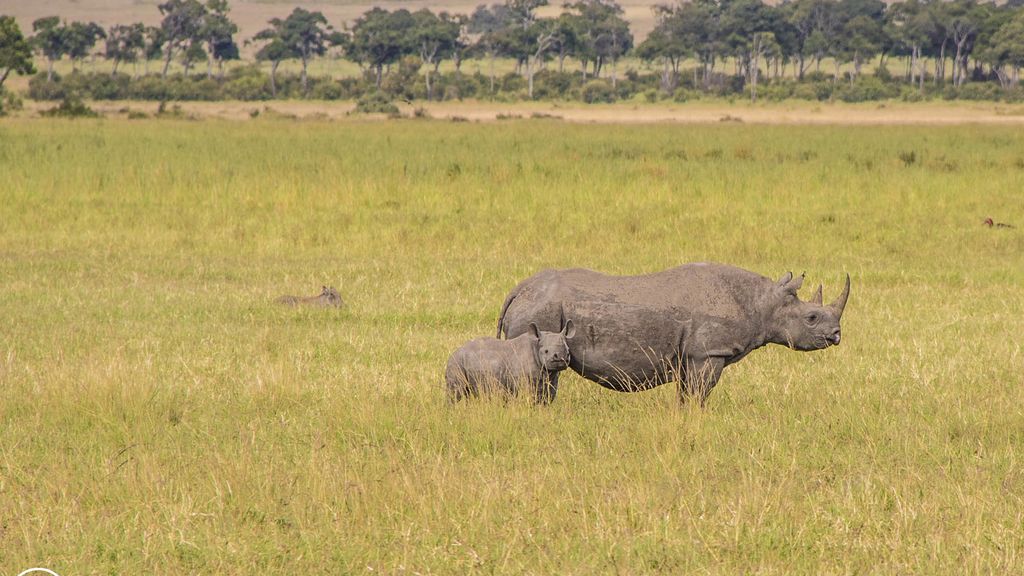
[275,285,344,308]
[446,321,575,403]
[497,263,849,405]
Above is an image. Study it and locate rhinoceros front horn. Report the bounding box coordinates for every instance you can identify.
[829,274,851,318]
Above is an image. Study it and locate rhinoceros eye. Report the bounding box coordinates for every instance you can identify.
[806,313,818,324]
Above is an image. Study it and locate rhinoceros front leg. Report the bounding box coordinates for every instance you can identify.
[678,356,725,407]
[534,371,560,405]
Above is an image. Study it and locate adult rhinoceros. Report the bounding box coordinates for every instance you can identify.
[496,263,850,405]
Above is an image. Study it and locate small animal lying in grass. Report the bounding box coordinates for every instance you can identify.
[275,286,344,308]
[445,321,575,404]
[984,217,1014,229]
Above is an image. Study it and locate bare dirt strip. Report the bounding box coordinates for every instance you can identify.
[16,99,1024,125]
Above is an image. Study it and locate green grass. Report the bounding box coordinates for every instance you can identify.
[1,118,1023,574]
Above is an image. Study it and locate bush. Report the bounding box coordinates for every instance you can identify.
[129,75,173,100]
[500,72,526,94]
[531,70,576,100]
[354,91,399,114]
[40,94,99,118]
[222,75,271,101]
[0,89,24,115]
[756,82,795,102]
[947,82,1003,101]
[308,79,344,100]
[29,73,66,100]
[580,80,615,103]
[835,76,898,102]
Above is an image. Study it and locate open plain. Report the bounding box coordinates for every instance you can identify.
[1,116,1023,573]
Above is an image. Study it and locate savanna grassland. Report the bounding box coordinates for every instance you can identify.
[1,117,1023,574]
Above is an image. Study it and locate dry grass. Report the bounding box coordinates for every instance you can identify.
[1,118,1023,574]
[9,97,1024,125]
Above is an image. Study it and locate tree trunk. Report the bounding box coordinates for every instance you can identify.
[489,51,495,94]
[301,56,309,96]
[112,59,121,76]
[47,58,55,82]
[527,56,534,99]
[162,45,174,78]
[425,61,432,101]
[270,60,279,97]
[375,64,383,89]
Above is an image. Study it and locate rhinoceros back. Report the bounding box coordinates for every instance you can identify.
[499,263,770,391]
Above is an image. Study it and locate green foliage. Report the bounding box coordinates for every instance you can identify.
[0,15,36,90]
[39,93,99,117]
[580,79,615,103]
[353,90,399,114]
[835,76,899,102]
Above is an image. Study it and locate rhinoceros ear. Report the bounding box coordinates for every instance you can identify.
[562,319,576,339]
[778,272,804,296]
[528,322,541,339]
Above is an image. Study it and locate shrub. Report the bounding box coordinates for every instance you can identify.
[222,75,271,101]
[499,72,526,93]
[835,76,898,102]
[308,79,344,100]
[580,80,615,103]
[0,89,24,115]
[354,91,399,114]
[948,82,1003,101]
[28,73,66,100]
[40,94,99,118]
[129,76,173,100]
[756,82,794,102]
[532,70,576,100]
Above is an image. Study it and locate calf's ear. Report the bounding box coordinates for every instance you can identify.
[528,323,541,339]
[562,319,576,339]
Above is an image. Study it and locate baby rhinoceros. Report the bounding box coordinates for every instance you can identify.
[275,285,344,308]
[446,321,575,404]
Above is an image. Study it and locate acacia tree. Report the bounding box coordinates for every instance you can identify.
[65,21,106,71]
[32,17,67,81]
[105,23,145,75]
[201,0,238,79]
[142,26,165,75]
[158,0,207,77]
[347,8,415,89]
[0,16,36,93]
[252,34,289,97]
[978,9,1024,89]
[255,9,338,95]
[885,0,935,91]
[411,9,460,100]
[468,4,512,93]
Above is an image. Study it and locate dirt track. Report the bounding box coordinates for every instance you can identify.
[16,99,1024,125]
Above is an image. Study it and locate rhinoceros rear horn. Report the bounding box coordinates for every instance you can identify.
[810,284,823,305]
[829,274,851,318]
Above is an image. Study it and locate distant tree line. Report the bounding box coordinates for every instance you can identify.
[2,0,1024,106]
